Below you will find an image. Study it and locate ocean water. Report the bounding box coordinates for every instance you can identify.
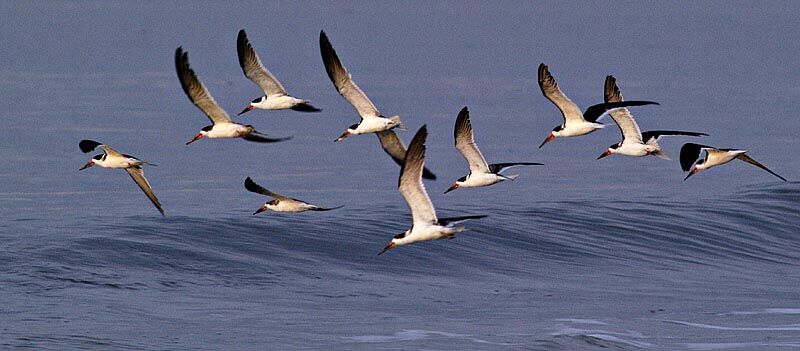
[2,2,800,350]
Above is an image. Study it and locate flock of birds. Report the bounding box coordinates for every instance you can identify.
[78,30,788,254]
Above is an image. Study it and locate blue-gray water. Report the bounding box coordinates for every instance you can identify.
[2,2,799,350]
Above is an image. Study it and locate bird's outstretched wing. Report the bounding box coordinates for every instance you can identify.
[641,130,708,144]
[125,166,164,216]
[454,107,490,174]
[244,177,288,199]
[243,132,292,143]
[175,47,233,124]
[680,143,713,171]
[319,31,381,119]
[538,63,584,124]
[399,126,437,225]
[583,101,659,123]
[736,154,787,182]
[79,139,124,158]
[488,162,543,174]
[376,130,437,180]
[237,29,287,96]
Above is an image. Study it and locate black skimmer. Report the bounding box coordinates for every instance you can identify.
[378,125,486,255]
[445,107,542,193]
[376,130,437,180]
[680,143,787,181]
[537,63,659,148]
[319,31,405,142]
[244,177,342,214]
[175,47,291,145]
[236,29,321,115]
[78,140,164,216]
[597,75,707,160]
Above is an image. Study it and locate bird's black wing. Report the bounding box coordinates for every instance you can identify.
[679,143,712,171]
[583,101,659,123]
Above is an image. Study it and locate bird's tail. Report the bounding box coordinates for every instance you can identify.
[389,115,406,131]
[500,174,520,181]
[653,150,671,160]
[439,215,488,227]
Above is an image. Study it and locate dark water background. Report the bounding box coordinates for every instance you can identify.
[1,2,799,350]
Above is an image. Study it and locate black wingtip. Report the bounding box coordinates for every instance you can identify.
[244,177,259,193]
[79,140,102,153]
[290,103,322,112]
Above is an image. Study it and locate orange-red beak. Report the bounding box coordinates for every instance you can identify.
[444,183,459,194]
[79,160,95,170]
[186,133,203,145]
[335,130,351,142]
[539,133,555,148]
[238,105,254,115]
[597,150,612,160]
[253,204,268,215]
[378,242,396,255]
[684,167,699,181]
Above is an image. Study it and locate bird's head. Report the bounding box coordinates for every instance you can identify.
[378,231,408,255]
[187,126,212,145]
[238,97,263,115]
[539,126,561,148]
[253,199,278,215]
[335,123,359,142]
[597,144,619,160]
[444,176,467,194]
[79,154,103,170]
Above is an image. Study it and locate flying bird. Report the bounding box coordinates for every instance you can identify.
[236,29,321,115]
[244,177,342,214]
[680,143,787,181]
[597,75,707,160]
[175,47,291,145]
[376,130,437,180]
[537,63,659,148]
[78,140,164,216]
[379,125,486,255]
[319,31,404,142]
[445,107,542,193]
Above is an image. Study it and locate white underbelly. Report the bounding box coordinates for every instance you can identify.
[271,201,312,212]
[264,95,301,110]
[616,143,654,157]
[461,173,503,187]
[353,117,391,134]
[560,122,603,137]
[207,123,246,138]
